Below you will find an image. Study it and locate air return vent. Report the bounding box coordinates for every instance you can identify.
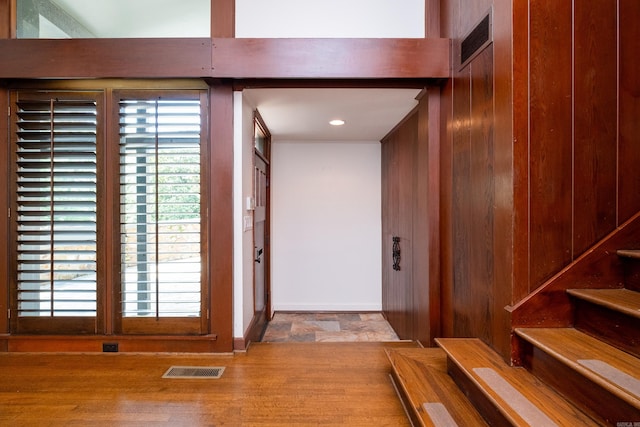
[162,366,225,379]
[460,11,492,68]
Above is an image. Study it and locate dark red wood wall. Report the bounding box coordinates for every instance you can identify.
[440,0,640,359]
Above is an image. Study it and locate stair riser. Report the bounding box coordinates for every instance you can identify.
[446,359,511,426]
[389,370,423,427]
[521,342,640,425]
[573,299,640,358]
[622,260,640,292]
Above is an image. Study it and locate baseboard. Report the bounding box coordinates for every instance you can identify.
[273,304,382,311]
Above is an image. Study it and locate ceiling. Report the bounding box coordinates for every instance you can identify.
[244,88,422,141]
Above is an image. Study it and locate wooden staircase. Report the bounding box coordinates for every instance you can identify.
[387,248,640,426]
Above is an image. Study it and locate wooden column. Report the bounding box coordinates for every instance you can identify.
[209,83,234,352]
[211,0,235,38]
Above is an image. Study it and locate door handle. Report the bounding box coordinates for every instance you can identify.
[255,247,263,263]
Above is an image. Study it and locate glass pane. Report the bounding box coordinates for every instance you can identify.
[17,0,210,39]
[119,98,202,318]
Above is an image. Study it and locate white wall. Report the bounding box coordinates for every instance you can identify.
[233,92,257,340]
[236,0,424,38]
[271,141,382,311]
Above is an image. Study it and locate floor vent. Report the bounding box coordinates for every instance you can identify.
[162,366,225,379]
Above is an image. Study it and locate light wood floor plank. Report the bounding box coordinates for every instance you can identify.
[0,342,415,426]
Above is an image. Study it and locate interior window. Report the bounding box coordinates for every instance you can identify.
[10,87,209,336]
[16,0,210,39]
[118,97,202,320]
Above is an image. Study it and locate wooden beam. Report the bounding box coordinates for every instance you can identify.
[212,38,450,79]
[0,37,450,80]
[0,39,212,78]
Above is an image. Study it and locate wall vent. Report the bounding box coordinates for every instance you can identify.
[460,11,492,68]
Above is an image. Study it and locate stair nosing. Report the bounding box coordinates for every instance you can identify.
[566,288,640,319]
[617,249,640,259]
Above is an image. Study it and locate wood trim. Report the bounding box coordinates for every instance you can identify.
[2,335,219,353]
[508,211,640,329]
[0,39,213,78]
[234,309,267,351]
[0,88,7,334]
[211,0,235,38]
[212,38,451,79]
[208,84,234,352]
[0,0,11,39]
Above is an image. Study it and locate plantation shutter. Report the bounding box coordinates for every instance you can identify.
[13,93,100,334]
[117,92,205,334]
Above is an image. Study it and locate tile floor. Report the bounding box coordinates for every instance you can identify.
[261,312,400,342]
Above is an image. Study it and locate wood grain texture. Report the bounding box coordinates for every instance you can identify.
[211,0,234,38]
[573,0,618,256]
[208,84,234,352]
[511,0,531,303]
[0,0,10,38]
[0,39,212,78]
[529,0,574,291]
[509,211,640,330]
[469,46,495,345]
[438,78,454,339]
[0,342,415,426]
[211,38,451,79]
[516,328,640,423]
[572,297,640,358]
[618,0,640,222]
[386,348,488,426]
[567,288,640,319]
[451,65,473,338]
[0,88,7,335]
[437,338,599,426]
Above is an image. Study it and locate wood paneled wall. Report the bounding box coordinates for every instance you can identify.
[382,90,440,346]
[441,0,640,359]
[518,0,639,295]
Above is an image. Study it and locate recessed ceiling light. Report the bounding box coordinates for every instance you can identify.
[329,119,345,126]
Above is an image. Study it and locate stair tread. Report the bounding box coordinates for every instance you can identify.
[386,348,488,426]
[515,327,640,409]
[435,338,598,426]
[567,288,640,319]
[617,249,640,259]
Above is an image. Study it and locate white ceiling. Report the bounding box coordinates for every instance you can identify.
[244,88,422,141]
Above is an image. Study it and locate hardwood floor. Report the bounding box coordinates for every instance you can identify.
[0,342,416,426]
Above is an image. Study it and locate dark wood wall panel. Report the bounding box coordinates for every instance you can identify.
[512,0,530,303]
[469,46,496,345]
[0,88,8,334]
[382,95,441,345]
[449,46,497,344]
[451,67,473,337]
[528,0,573,290]
[572,0,617,256]
[440,78,454,339]
[413,100,431,343]
[618,0,640,222]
